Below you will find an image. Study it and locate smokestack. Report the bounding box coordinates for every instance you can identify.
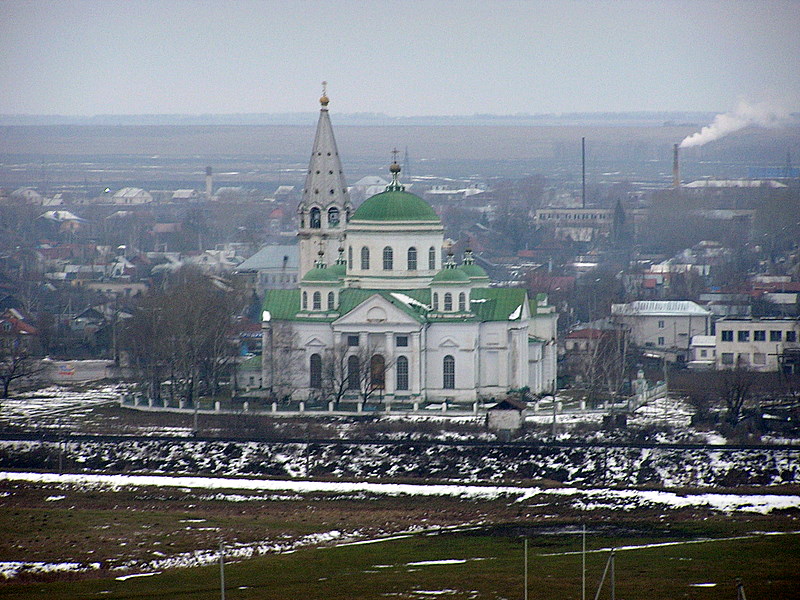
[205,166,213,198]
[672,144,680,189]
[581,137,586,208]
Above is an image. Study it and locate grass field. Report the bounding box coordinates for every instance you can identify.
[0,477,798,599]
[1,522,797,599]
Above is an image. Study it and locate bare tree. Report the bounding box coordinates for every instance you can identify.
[322,343,357,408]
[0,339,42,399]
[320,340,396,407]
[263,322,303,402]
[122,267,244,403]
[572,327,632,403]
[718,358,755,426]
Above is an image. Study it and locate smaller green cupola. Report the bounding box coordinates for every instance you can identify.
[430,250,471,314]
[460,248,489,284]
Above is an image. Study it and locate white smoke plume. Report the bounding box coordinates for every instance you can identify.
[679,99,794,149]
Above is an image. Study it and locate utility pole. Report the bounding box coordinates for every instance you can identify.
[582,524,586,600]
[523,537,528,600]
[581,137,586,208]
[219,541,226,600]
[736,578,747,600]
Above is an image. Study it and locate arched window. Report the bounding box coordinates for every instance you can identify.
[407,247,417,271]
[309,207,321,229]
[433,292,439,311]
[361,247,370,270]
[310,354,322,389]
[443,355,455,389]
[458,292,466,311]
[428,246,436,270]
[383,246,393,270]
[347,355,360,390]
[370,355,385,390]
[444,293,453,311]
[327,207,340,227]
[302,291,308,310]
[327,291,335,310]
[348,246,353,269]
[396,356,409,391]
[312,291,321,310]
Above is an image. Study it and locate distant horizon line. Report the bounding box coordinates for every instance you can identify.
[0,110,728,127]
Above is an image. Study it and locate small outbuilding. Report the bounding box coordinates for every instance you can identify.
[486,397,528,437]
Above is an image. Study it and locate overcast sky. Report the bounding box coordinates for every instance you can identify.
[1,0,798,116]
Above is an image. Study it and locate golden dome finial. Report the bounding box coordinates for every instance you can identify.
[320,81,329,107]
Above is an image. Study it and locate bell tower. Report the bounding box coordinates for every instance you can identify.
[297,82,352,276]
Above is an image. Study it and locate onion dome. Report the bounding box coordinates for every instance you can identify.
[351,161,439,222]
[319,80,330,107]
[432,251,469,284]
[329,245,347,279]
[460,248,489,280]
[302,250,339,283]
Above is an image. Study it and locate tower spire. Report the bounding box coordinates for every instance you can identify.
[297,84,352,275]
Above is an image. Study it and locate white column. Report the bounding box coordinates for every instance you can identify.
[411,332,422,396]
[384,331,394,394]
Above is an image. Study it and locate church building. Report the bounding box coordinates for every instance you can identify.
[261,91,557,404]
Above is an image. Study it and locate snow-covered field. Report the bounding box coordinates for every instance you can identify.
[0,384,128,430]
[2,471,798,514]
[2,437,796,488]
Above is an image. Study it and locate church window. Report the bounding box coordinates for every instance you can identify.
[302,291,308,310]
[347,355,360,389]
[312,292,321,310]
[327,291,335,310]
[310,354,322,389]
[458,292,466,311]
[444,293,453,311]
[396,356,409,391]
[383,246,393,270]
[433,293,439,311]
[396,335,408,347]
[348,246,353,269]
[370,355,385,390]
[347,335,359,347]
[310,207,321,228]
[429,247,436,270]
[361,247,370,270]
[443,355,455,389]
[328,207,340,227]
[407,247,417,270]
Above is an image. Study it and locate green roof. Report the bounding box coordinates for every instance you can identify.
[329,262,347,279]
[351,190,440,222]
[432,267,470,284]
[469,287,528,321]
[459,263,489,279]
[263,286,530,323]
[301,265,339,283]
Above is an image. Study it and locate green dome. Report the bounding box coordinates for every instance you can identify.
[351,189,439,222]
[302,266,339,283]
[432,267,469,284]
[460,263,489,279]
[329,262,347,279]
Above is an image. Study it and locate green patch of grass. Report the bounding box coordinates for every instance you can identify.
[2,525,798,599]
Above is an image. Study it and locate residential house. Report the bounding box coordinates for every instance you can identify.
[611,300,711,362]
